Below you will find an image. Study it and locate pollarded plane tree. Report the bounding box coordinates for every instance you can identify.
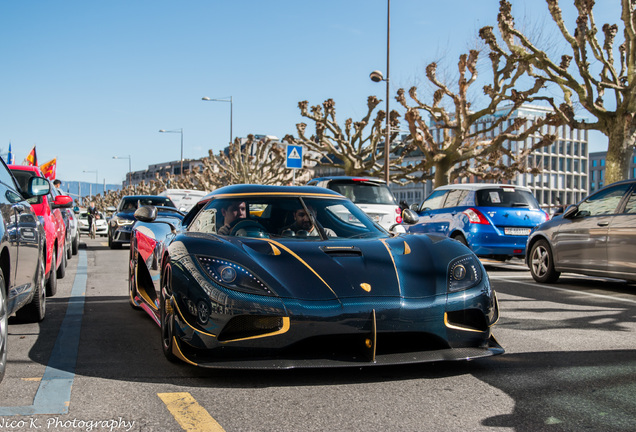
[484,0,636,183]
[397,46,567,187]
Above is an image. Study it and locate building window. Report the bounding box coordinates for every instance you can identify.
[593,160,597,167]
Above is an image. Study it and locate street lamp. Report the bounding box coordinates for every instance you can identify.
[112,155,132,187]
[83,170,98,197]
[159,128,184,174]
[201,96,233,145]
[370,0,391,185]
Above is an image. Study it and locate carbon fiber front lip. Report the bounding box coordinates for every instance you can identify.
[174,336,504,370]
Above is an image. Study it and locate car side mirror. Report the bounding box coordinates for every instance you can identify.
[134,205,157,222]
[27,176,50,197]
[401,209,420,225]
[52,195,73,208]
[562,204,579,219]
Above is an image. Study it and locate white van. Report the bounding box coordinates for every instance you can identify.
[159,189,208,212]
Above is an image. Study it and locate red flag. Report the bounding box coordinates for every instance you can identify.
[23,146,37,166]
[40,158,57,180]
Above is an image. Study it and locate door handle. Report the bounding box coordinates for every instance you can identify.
[597,221,609,227]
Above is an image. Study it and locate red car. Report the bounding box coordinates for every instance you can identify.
[9,165,73,296]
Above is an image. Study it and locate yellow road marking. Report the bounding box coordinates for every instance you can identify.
[158,392,226,432]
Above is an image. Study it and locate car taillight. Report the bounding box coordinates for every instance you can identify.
[395,207,402,223]
[463,208,490,225]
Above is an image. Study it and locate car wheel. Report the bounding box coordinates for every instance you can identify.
[451,233,469,247]
[16,254,46,323]
[529,239,561,283]
[66,238,72,260]
[128,242,142,311]
[46,249,58,297]
[0,269,8,383]
[57,243,67,279]
[160,263,178,363]
[72,232,79,255]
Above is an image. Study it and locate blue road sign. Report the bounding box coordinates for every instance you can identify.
[286,145,303,169]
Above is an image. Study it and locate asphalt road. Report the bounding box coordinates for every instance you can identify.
[0,237,634,432]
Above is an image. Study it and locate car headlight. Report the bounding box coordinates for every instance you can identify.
[196,256,275,296]
[115,217,134,226]
[447,254,483,292]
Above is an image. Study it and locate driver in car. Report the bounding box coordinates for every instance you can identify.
[281,206,336,237]
[218,201,247,235]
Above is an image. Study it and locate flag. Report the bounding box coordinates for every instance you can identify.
[6,142,14,165]
[40,158,57,180]
[23,146,37,166]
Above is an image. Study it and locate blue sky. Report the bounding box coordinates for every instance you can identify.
[0,1,619,185]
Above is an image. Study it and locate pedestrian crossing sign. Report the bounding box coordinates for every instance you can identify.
[286,145,303,169]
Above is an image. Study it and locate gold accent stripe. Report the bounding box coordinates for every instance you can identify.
[258,239,338,298]
[444,313,485,333]
[371,309,377,362]
[173,300,217,338]
[221,317,291,343]
[380,239,401,295]
[171,337,199,366]
[403,241,411,255]
[158,392,226,432]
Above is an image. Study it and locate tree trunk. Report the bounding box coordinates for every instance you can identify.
[433,158,453,187]
[604,114,636,185]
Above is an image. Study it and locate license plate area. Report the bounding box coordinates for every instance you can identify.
[504,227,531,236]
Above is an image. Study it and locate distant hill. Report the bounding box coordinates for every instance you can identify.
[58,180,122,198]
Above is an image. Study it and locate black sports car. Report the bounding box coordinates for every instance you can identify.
[128,184,502,368]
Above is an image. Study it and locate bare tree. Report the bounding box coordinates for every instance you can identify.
[397,48,565,187]
[482,0,636,184]
[285,97,403,180]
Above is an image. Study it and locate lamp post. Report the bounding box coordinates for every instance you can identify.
[159,128,184,174]
[370,0,391,185]
[83,170,98,197]
[112,155,132,187]
[201,96,233,145]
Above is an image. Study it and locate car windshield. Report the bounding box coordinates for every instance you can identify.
[119,197,176,211]
[188,196,387,240]
[327,181,396,205]
[475,188,540,209]
[9,169,42,204]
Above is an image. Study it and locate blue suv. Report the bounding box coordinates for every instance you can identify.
[408,184,548,260]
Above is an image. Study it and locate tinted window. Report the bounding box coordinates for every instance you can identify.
[577,183,632,217]
[328,181,396,205]
[10,169,42,204]
[119,196,176,211]
[475,188,539,209]
[623,189,636,214]
[0,160,18,190]
[421,189,448,210]
[443,189,470,208]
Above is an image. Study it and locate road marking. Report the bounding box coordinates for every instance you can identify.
[493,276,636,305]
[0,250,87,415]
[158,392,226,432]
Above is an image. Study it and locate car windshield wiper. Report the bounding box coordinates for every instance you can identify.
[511,202,530,207]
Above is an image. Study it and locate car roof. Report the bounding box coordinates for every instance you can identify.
[308,176,387,185]
[433,183,533,192]
[8,164,44,175]
[209,184,344,198]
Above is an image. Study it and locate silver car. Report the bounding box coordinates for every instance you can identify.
[526,179,636,283]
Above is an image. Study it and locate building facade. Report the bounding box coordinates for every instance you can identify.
[589,149,636,193]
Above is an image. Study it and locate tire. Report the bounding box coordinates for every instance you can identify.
[108,231,121,249]
[16,255,46,323]
[72,232,79,255]
[451,233,469,247]
[160,263,178,363]
[0,269,8,383]
[529,239,561,283]
[66,238,72,260]
[128,242,142,310]
[46,249,58,297]
[57,243,67,279]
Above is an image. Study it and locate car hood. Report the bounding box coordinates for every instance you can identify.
[214,234,453,301]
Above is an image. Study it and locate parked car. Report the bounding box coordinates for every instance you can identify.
[77,210,108,237]
[408,183,549,260]
[0,160,50,383]
[527,179,636,283]
[306,176,402,231]
[159,188,208,212]
[128,184,502,368]
[9,165,73,296]
[65,208,80,255]
[54,188,79,258]
[108,195,176,249]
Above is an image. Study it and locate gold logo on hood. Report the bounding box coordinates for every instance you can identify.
[360,283,371,292]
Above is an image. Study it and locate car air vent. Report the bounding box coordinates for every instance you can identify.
[320,246,363,257]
